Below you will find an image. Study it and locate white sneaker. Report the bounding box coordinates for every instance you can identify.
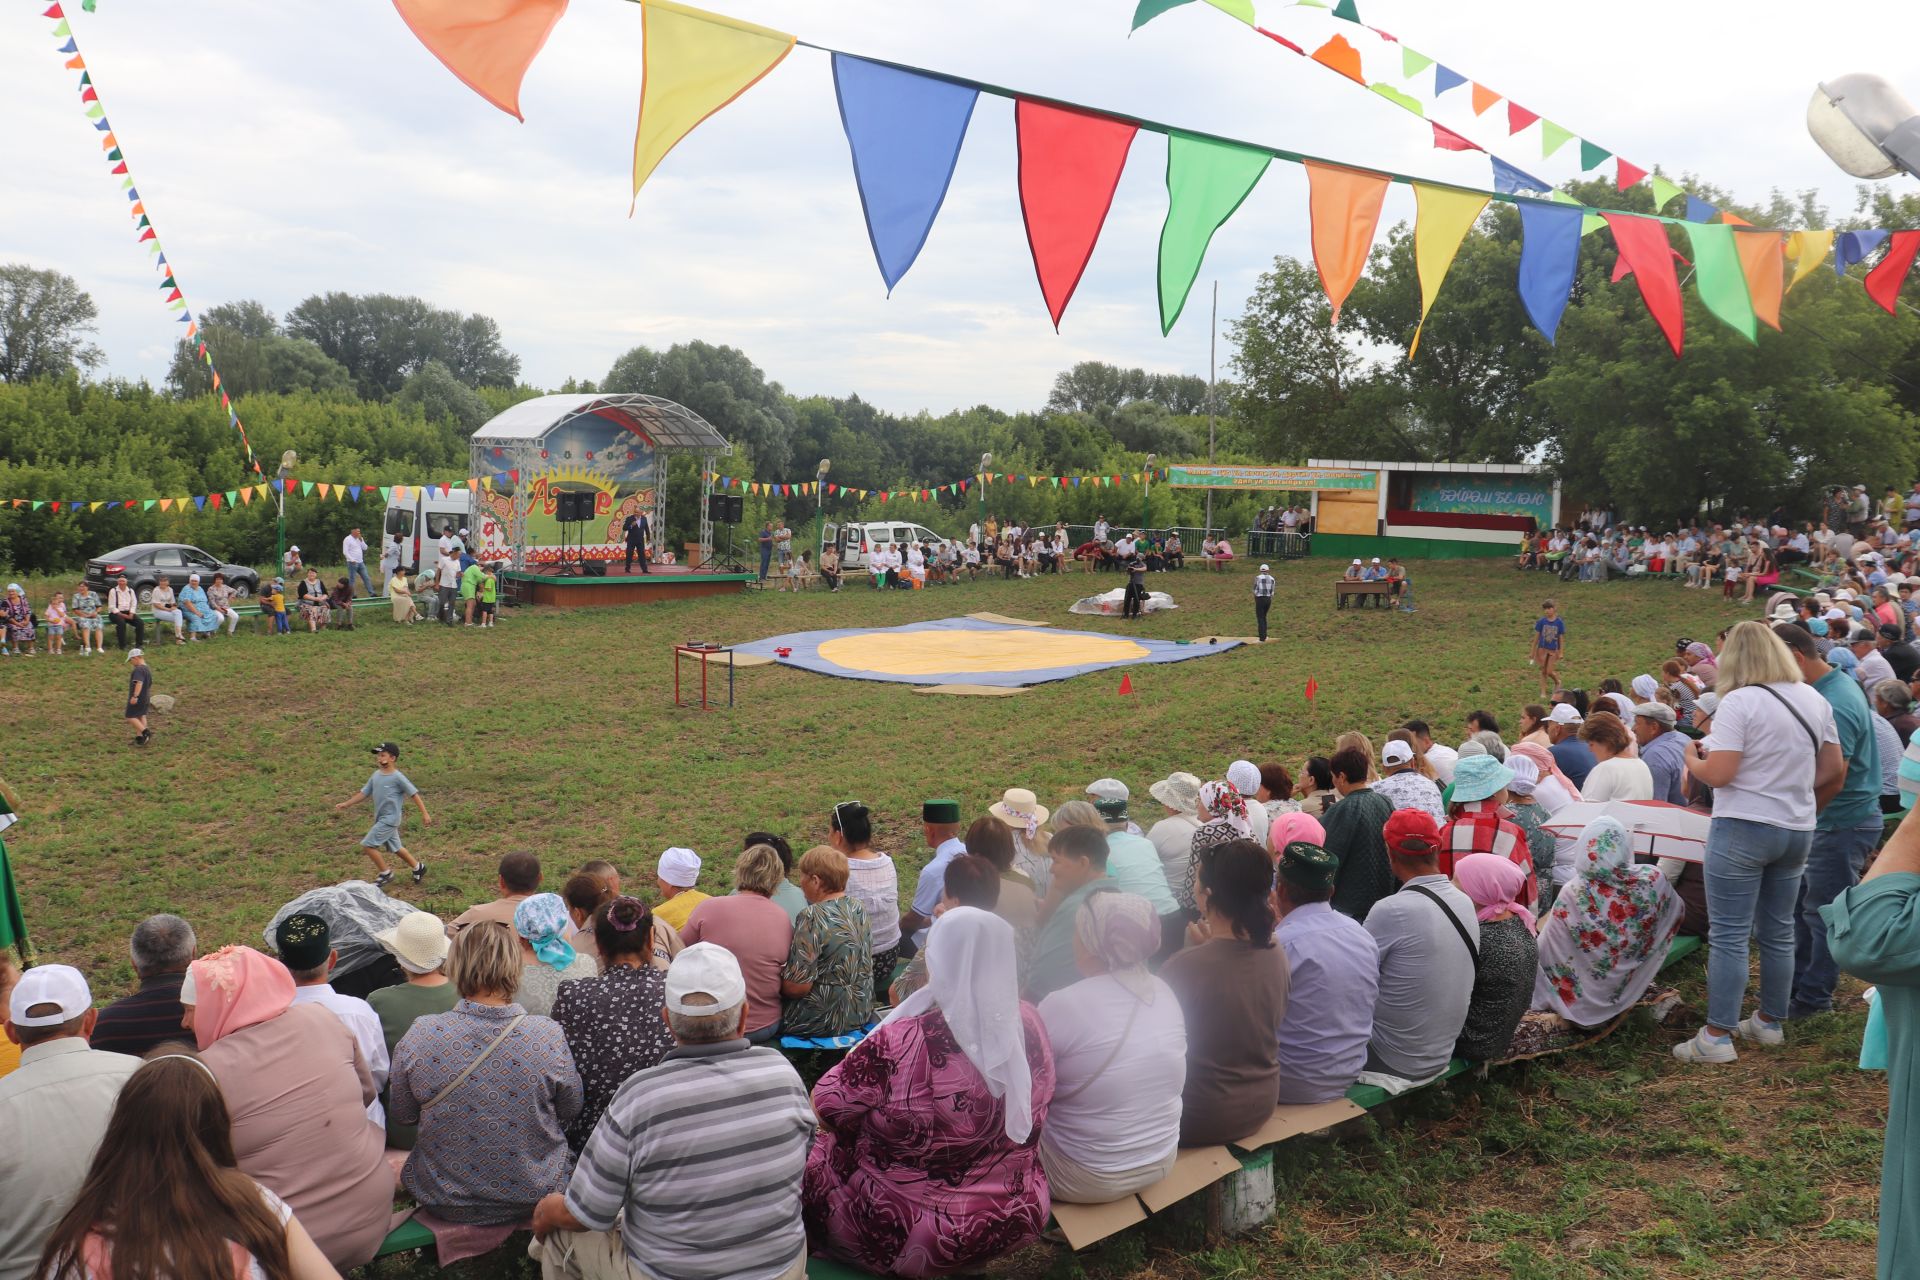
[1735,1014,1786,1048]
[1672,1028,1738,1063]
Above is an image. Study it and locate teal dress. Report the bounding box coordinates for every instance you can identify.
[1823,872,1920,1279]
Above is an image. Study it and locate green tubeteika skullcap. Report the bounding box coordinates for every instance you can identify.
[1278,841,1339,890]
[922,799,962,825]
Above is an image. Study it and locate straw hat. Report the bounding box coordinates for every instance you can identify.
[1148,771,1202,815]
[989,787,1050,837]
[374,911,450,974]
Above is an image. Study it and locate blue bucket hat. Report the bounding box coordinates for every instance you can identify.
[1450,753,1516,804]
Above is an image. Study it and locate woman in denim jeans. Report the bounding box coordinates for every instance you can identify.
[1675,622,1843,1063]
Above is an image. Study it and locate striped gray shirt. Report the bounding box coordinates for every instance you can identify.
[565,1040,815,1280]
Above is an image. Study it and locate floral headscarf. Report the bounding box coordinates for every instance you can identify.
[1684,641,1716,667]
[185,946,295,1052]
[1532,817,1683,1028]
[1198,780,1252,837]
[514,893,578,971]
[1073,890,1161,1002]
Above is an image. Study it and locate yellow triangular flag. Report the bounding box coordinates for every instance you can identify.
[632,0,795,203]
[89,501,103,512]
[1785,229,1835,293]
[1410,183,1491,357]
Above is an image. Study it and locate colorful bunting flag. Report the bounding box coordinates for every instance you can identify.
[1331,0,1361,20]
[1785,230,1835,292]
[630,0,794,203]
[1650,175,1683,209]
[1130,0,1193,29]
[1683,222,1757,343]
[1305,161,1390,324]
[831,53,978,294]
[1540,121,1574,158]
[1257,26,1304,55]
[1836,229,1890,275]
[1158,132,1270,333]
[1605,214,1685,357]
[389,0,569,121]
[1433,65,1467,96]
[1684,195,1719,224]
[1731,230,1784,331]
[1489,157,1550,196]
[1369,83,1423,116]
[1578,140,1611,172]
[1401,48,1433,79]
[1015,99,1138,329]
[1469,83,1500,116]
[1865,231,1920,314]
[1615,158,1648,190]
[1430,122,1479,153]
[1506,103,1538,134]
[1310,35,1365,85]
[1409,183,1490,355]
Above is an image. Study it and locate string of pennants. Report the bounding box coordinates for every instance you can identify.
[706,468,1171,503]
[1135,0,1714,224]
[5,471,523,517]
[43,3,261,475]
[377,0,1920,362]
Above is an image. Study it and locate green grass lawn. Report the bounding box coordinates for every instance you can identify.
[0,557,1884,1278]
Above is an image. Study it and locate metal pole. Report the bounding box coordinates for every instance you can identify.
[1205,280,1217,536]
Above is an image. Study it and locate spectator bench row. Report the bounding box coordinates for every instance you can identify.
[373,934,1705,1272]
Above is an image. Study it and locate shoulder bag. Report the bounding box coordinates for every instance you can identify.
[420,1013,526,1112]
[1405,884,1479,966]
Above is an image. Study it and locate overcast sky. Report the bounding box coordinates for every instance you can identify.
[5,0,1916,415]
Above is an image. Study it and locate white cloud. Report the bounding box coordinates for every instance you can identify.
[2,0,1914,416]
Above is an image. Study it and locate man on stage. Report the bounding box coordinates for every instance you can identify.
[622,510,651,574]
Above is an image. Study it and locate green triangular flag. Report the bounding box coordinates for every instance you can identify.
[225,490,238,506]
[1582,213,1607,237]
[120,177,132,189]
[1541,122,1574,158]
[142,499,156,510]
[85,104,104,120]
[379,486,392,502]
[1200,0,1254,20]
[0,807,30,956]
[53,18,70,35]
[1295,0,1328,7]
[30,501,44,511]
[1684,222,1757,343]
[1370,83,1424,116]
[106,148,121,162]
[1401,48,1433,79]
[1130,0,1194,29]
[1158,132,1272,334]
[1332,0,1361,19]
[300,481,314,496]
[1549,190,1579,205]
[1649,175,1683,210]
[1579,140,1611,172]
[136,215,150,229]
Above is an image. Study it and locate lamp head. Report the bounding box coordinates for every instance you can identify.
[980,452,993,470]
[1809,74,1920,179]
[817,458,831,477]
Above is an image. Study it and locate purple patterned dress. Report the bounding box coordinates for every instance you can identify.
[803,1003,1055,1278]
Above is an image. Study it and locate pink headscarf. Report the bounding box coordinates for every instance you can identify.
[1452,853,1537,935]
[1509,741,1581,803]
[186,946,295,1051]
[1269,811,1326,851]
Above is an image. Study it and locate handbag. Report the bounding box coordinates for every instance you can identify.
[420,1014,525,1112]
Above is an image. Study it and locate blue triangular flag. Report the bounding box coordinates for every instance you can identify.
[57,38,77,53]
[1433,65,1467,96]
[831,53,979,294]
[126,187,139,200]
[1836,229,1889,275]
[348,485,362,502]
[1491,157,1551,196]
[93,118,110,131]
[1516,200,1582,343]
[193,495,207,511]
[1684,195,1719,223]
[176,312,190,322]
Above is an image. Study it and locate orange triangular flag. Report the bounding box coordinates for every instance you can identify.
[1470,83,1500,116]
[1733,229,1785,332]
[239,486,253,505]
[390,0,570,121]
[1305,161,1392,325]
[159,498,173,511]
[1309,34,1365,85]
[316,482,331,498]
[1117,673,1134,696]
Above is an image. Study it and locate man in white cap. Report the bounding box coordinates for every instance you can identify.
[532,944,813,1280]
[1372,738,1444,819]
[652,847,708,932]
[0,965,141,1278]
[1631,702,1688,805]
[1343,558,1364,582]
[1364,556,1387,582]
[1252,563,1275,641]
[1545,703,1596,788]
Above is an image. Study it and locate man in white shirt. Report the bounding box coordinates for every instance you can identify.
[379,533,404,585]
[342,527,373,597]
[1850,626,1899,691]
[437,528,461,561]
[0,966,141,1279]
[435,552,461,624]
[1093,516,1109,543]
[1403,720,1459,785]
[105,575,144,650]
[275,914,389,1128]
[1364,812,1479,1081]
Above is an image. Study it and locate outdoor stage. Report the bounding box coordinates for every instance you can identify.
[503,562,753,608]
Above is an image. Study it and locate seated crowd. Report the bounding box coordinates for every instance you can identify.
[7,677,1783,1280]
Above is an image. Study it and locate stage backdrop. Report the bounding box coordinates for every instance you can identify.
[1407,473,1554,526]
[474,408,662,564]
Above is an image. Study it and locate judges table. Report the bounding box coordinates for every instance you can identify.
[1335,579,1392,609]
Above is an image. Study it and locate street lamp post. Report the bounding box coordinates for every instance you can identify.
[977,452,992,543]
[275,450,298,574]
[1142,453,1156,535]
[815,458,831,562]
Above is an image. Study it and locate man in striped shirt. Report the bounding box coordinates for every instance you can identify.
[1252,563,1276,642]
[532,943,815,1280]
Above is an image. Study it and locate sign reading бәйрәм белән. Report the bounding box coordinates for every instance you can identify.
[1408,474,1553,524]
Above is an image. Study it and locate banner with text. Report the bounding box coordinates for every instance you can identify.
[1165,465,1375,491]
[1408,472,1552,524]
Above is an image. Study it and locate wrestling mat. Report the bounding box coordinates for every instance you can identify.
[732,616,1244,688]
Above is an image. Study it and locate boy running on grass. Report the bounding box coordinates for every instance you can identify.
[1531,599,1566,697]
[335,741,429,887]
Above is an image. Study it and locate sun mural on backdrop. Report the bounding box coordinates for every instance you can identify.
[479,470,655,566]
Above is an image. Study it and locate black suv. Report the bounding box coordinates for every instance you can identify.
[84,544,259,605]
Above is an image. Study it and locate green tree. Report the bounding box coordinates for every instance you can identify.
[284,293,521,398]
[167,301,353,399]
[604,341,796,476]
[0,264,103,383]
[395,360,491,434]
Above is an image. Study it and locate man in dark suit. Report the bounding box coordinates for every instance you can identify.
[622,511,650,574]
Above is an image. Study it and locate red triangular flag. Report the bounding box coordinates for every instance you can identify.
[1117,673,1134,696]
[1430,122,1480,153]
[1015,98,1138,329]
[1256,26,1304,55]
[1507,103,1540,135]
[1865,230,1920,314]
[1616,158,1648,190]
[1305,676,1318,701]
[1604,213,1685,357]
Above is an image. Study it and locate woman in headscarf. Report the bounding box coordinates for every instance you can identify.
[1036,892,1185,1203]
[186,946,392,1269]
[1510,741,1580,814]
[804,907,1055,1279]
[1184,780,1251,914]
[1452,854,1539,1062]
[1683,640,1718,690]
[1269,810,1327,854]
[1503,756,1558,895]
[1533,817,1684,1028]
[511,892,598,1016]
[1631,673,1661,705]
[1225,760,1271,850]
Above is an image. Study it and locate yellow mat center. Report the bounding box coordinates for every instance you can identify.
[818,628,1149,675]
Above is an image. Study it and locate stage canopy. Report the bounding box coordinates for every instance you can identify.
[470,394,732,568]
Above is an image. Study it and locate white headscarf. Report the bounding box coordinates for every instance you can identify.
[882,906,1035,1143]
[1225,759,1262,797]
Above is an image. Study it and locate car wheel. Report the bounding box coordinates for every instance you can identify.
[137,583,155,607]
[230,581,252,601]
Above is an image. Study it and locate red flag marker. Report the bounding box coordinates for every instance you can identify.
[1117,674,1134,696]
[1305,676,1319,701]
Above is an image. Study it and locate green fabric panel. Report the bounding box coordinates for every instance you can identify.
[1684,222,1758,343]
[1129,0,1193,30]
[1650,174,1683,210]
[1158,132,1270,333]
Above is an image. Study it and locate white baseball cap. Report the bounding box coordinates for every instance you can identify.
[657,846,701,888]
[665,942,746,1015]
[1547,703,1584,725]
[125,648,144,662]
[288,545,299,553]
[1371,557,1381,564]
[1381,740,1414,767]
[1259,564,1270,572]
[8,964,91,1027]
[1351,559,1362,566]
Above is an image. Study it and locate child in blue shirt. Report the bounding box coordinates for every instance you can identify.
[1531,600,1566,697]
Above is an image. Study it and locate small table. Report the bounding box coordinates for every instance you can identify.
[673,644,734,709]
[1335,580,1392,610]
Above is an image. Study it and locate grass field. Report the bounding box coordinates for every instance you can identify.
[0,557,1885,1278]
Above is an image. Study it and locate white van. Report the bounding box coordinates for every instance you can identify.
[380,486,486,573]
[836,520,949,571]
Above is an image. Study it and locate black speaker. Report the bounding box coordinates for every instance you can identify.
[555,491,593,522]
[581,560,607,576]
[728,494,744,523]
[708,493,743,523]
